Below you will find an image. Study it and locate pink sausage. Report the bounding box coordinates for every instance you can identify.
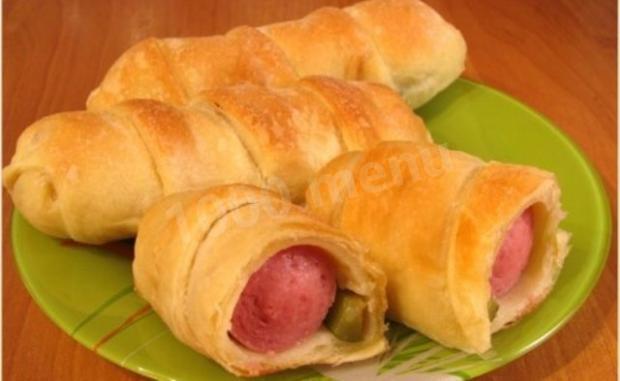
[230,245,337,353]
[490,208,535,297]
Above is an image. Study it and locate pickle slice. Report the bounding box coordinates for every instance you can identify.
[488,299,499,321]
[325,290,367,342]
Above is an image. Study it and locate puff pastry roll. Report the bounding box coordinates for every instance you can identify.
[134,185,388,376]
[3,76,429,244]
[87,0,466,110]
[306,142,570,353]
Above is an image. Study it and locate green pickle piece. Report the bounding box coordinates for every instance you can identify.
[488,299,500,321]
[325,289,367,342]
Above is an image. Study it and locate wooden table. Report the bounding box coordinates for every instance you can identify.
[3,1,616,380]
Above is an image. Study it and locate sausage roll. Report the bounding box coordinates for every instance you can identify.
[306,142,570,353]
[134,185,388,376]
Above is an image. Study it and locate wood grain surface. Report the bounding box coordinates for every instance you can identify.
[3,0,617,380]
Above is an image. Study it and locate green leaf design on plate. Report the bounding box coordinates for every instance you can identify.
[11,79,611,381]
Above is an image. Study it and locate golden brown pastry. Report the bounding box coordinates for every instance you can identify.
[306,141,570,353]
[3,77,430,244]
[87,0,466,110]
[134,185,388,376]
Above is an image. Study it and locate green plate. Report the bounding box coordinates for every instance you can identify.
[11,79,612,381]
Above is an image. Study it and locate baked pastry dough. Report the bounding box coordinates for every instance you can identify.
[3,76,429,244]
[306,142,570,353]
[87,0,466,110]
[134,185,388,376]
